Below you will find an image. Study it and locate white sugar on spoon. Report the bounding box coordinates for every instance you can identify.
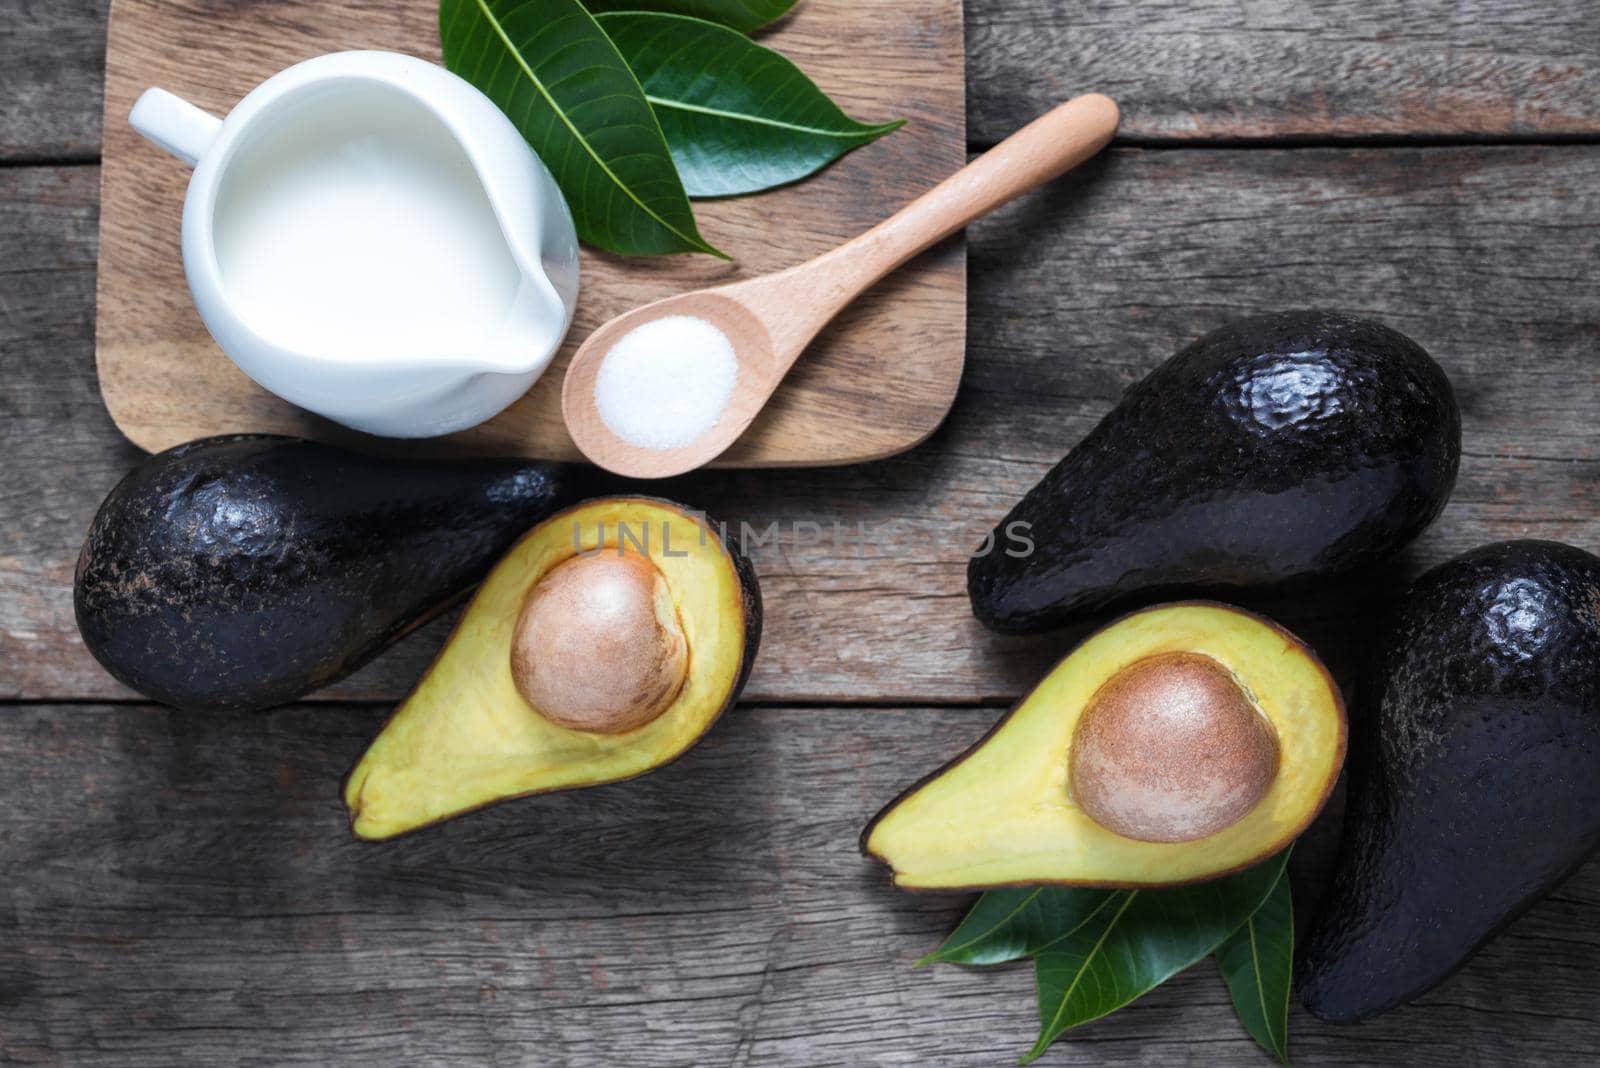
[593,316,739,450]
[562,93,1121,479]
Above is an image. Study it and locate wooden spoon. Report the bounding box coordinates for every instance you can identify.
[562,93,1121,479]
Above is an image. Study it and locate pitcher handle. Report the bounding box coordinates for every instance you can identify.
[130,88,222,166]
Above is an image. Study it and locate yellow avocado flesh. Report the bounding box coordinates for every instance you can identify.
[864,602,1345,888]
[344,499,749,840]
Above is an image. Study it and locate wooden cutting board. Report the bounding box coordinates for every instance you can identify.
[96,0,966,464]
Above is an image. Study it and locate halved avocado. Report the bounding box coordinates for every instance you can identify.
[863,602,1345,888]
[344,497,761,840]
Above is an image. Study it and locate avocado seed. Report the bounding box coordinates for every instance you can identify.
[1069,652,1279,843]
[510,551,689,733]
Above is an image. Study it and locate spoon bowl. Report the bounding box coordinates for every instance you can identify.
[561,290,780,478]
[563,93,1121,478]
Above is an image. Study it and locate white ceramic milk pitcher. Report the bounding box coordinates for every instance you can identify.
[130,51,580,438]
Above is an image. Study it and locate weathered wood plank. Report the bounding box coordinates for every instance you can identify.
[4,145,1598,702]
[6,0,1600,162]
[2,703,1597,1065]
[968,0,1600,143]
[0,166,147,704]
[0,0,110,159]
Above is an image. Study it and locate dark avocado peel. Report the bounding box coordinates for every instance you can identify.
[344,497,762,841]
[969,310,1461,633]
[1299,539,1600,1022]
[74,435,581,713]
[863,601,1345,890]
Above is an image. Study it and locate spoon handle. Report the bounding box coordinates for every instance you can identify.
[768,93,1119,347]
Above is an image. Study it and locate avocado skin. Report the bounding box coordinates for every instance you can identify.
[721,516,765,703]
[1298,540,1600,1021]
[75,435,581,713]
[968,311,1461,633]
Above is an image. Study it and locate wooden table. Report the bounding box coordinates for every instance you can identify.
[3,2,1597,1063]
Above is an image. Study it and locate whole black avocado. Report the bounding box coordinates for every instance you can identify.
[968,310,1461,632]
[74,435,580,713]
[1298,539,1600,1021]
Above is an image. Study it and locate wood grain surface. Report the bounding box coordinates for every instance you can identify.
[5,0,1600,1064]
[0,0,110,159]
[11,0,1600,160]
[968,0,1600,143]
[3,703,1598,1066]
[94,0,966,465]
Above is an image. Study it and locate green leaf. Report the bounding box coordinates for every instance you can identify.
[441,0,724,257]
[1217,857,1294,1065]
[1023,852,1289,1064]
[583,0,797,33]
[920,886,1123,967]
[595,12,903,198]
